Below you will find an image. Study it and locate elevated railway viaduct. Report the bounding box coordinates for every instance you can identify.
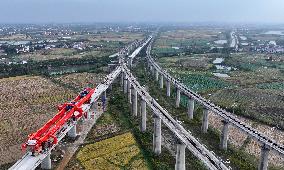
[9,35,283,170]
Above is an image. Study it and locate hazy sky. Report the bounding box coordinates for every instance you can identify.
[0,0,284,24]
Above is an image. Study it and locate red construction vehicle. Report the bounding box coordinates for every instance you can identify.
[21,87,95,155]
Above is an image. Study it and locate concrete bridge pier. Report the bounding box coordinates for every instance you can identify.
[166,80,171,97]
[176,88,181,108]
[132,89,138,117]
[160,75,164,89]
[150,65,153,73]
[123,74,128,94]
[87,101,97,119]
[220,120,229,150]
[128,80,132,103]
[68,124,77,138]
[175,140,186,170]
[41,153,51,169]
[155,69,159,81]
[141,99,147,132]
[201,108,209,133]
[152,67,155,76]
[128,59,133,68]
[103,90,107,100]
[109,83,112,90]
[258,144,270,170]
[148,61,151,69]
[153,114,161,155]
[120,72,124,90]
[187,97,194,119]
[92,101,98,117]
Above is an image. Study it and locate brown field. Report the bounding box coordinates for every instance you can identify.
[159,54,215,70]
[55,72,106,90]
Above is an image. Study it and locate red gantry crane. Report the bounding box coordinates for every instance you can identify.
[21,87,95,155]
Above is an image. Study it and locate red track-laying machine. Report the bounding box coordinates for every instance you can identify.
[21,87,95,155]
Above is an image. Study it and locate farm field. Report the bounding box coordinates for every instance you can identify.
[54,72,106,90]
[157,48,284,129]
[209,88,284,129]
[85,32,145,43]
[18,48,113,61]
[9,31,145,62]
[158,54,231,94]
[225,53,284,73]
[153,29,228,56]
[76,132,148,170]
